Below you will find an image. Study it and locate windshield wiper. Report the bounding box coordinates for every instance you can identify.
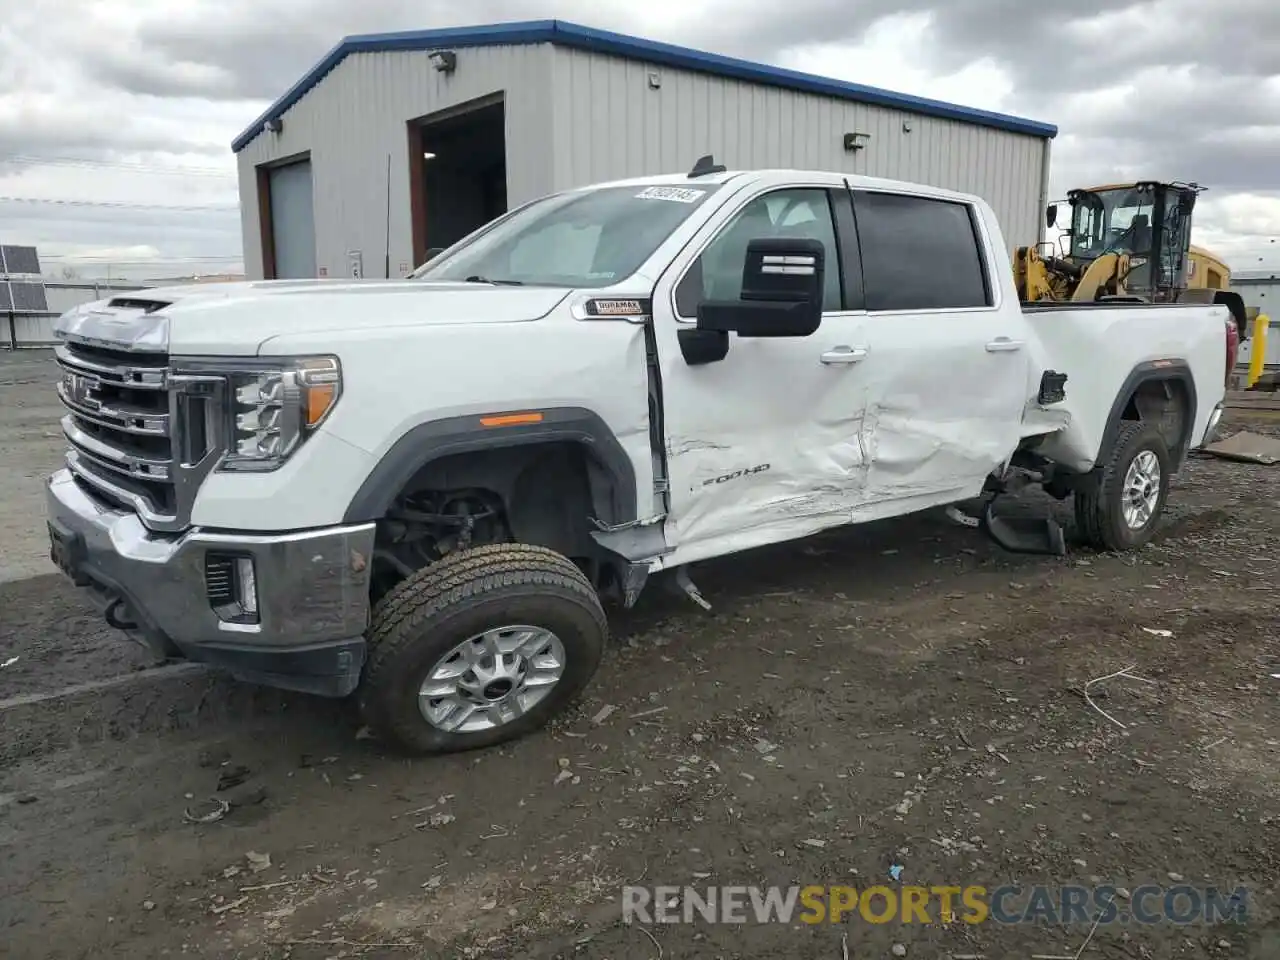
[464,275,524,286]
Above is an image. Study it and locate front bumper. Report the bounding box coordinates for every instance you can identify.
[44,468,375,697]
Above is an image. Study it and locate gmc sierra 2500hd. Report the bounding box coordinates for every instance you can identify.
[45,161,1232,754]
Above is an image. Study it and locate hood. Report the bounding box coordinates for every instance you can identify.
[56,279,573,356]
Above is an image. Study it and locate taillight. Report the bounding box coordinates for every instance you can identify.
[1225,317,1239,387]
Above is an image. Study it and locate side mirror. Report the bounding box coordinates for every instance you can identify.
[678,238,825,365]
[424,247,445,262]
[1046,204,1058,229]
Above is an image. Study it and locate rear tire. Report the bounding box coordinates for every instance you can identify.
[359,543,608,755]
[1074,420,1171,551]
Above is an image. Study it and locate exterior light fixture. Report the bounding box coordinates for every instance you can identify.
[843,132,870,152]
[429,50,457,74]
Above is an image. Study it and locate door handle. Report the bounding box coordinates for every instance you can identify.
[821,346,868,365]
[985,337,1024,353]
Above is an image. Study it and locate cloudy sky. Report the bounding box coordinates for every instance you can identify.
[3,0,1276,280]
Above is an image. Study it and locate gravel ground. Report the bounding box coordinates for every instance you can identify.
[0,350,62,584]
[0,351,154,693]
[1,404,1277,960]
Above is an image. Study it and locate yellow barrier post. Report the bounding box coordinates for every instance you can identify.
[1247,313,1269,389]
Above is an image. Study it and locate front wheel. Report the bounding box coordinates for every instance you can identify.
[359,543,608,754]
[1074,420,1172,551]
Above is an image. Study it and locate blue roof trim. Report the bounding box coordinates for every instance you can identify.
[231,19,1057,153]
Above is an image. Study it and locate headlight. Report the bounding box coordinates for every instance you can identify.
[220,356,342,472]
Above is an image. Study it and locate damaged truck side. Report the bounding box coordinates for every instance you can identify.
[45,165,1231,754]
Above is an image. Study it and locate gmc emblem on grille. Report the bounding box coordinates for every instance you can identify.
[64,372,103,411]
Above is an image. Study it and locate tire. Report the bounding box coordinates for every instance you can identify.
[1074,420,1171,551]
[359,543,608,755]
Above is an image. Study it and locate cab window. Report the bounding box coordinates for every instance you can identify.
[852,191,991,311]
[675,188,843,316]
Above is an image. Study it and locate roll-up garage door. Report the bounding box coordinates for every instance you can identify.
[268,159,316,279]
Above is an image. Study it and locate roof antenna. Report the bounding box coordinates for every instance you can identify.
[688,154,726,178]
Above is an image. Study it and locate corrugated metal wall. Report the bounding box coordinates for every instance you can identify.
[237,44,558,281]
[237,42,1050,280]
[1236,280,1280,367]
[546,47,1049,255]
[1237,279,1280,314]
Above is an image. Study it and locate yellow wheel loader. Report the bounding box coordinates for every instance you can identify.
[1013,180,1249,337]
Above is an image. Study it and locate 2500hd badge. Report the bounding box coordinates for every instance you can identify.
[703,463,771,486]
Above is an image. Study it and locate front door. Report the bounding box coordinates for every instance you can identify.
[648,183,873,566]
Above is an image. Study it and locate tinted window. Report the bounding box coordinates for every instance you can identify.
[854,192,991,311]
[415,184,720,288]
[676,188,843,316]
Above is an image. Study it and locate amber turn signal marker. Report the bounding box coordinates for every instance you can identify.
[480,412,544,427]
[298,357,342,428]
[304,384,337,426]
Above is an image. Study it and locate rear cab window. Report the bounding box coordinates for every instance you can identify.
[851,191,993,311]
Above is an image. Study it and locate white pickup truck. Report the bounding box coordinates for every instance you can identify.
[45,162,1232,754]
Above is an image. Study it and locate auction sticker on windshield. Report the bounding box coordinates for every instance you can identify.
[635,186,707,203]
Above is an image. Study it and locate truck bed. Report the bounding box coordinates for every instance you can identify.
[1018,299,1228,472]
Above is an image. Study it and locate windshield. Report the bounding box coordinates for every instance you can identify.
[411,183,722,287]
[1069,187,1154,260]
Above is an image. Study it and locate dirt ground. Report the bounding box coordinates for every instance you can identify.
[1,355,1278,958]
[0,350,64,584]
[0,351,153,692]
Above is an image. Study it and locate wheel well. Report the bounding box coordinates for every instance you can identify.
[1116,376,1191,466]
[368,441,625,604]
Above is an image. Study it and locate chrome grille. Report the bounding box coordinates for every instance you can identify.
[55,339,220,531]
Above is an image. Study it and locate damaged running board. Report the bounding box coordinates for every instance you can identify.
[949,499,1067,557]
[977,498,1067,557]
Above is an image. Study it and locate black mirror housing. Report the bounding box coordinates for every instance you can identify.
[1046,204,1058,228]
[677,238,825,366]
[697,237,825,338]
[740,237,825,305]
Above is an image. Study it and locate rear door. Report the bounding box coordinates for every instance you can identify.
[648,181,873,565]
[845,187,1030,510]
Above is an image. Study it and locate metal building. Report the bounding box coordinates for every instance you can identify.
[1235,270,1280,368]
[1234,270,1280,312]
[233,19,1057,281]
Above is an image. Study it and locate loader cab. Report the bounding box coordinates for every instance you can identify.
[1063,181,1201,301]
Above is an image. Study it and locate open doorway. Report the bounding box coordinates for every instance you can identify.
[408,94,507,269]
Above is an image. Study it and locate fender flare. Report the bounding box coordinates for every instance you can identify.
[342,407,638,525]
[1097,360,1199,472]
